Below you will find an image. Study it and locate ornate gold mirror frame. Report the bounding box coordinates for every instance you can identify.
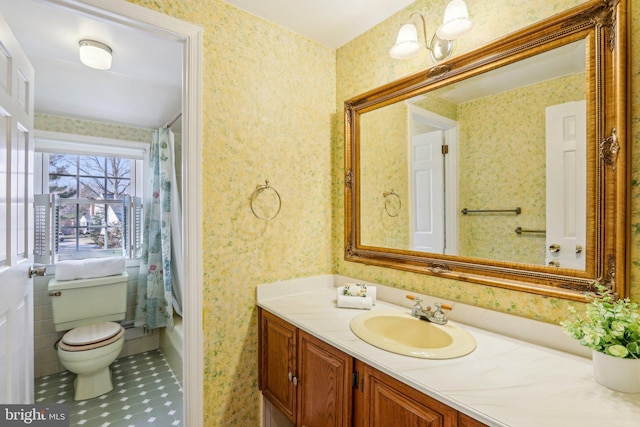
[344,0,628,301]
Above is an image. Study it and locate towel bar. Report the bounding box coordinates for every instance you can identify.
[515,227,546,235]
[461,207,521,215]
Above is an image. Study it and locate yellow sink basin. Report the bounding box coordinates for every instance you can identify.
[349,309,476,359]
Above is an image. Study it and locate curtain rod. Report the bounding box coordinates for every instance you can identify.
[165,112,182,128]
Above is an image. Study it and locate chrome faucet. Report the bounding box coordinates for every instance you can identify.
[408,296,449,325]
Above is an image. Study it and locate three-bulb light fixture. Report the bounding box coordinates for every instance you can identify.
[389,0,473,63]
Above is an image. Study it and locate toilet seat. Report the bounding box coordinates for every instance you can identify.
[59,322,124,352]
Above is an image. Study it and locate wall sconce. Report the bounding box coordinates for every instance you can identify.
[390,0,473,63]
[79,40,112,70]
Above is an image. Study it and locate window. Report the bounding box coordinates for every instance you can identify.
[34,132,147,263]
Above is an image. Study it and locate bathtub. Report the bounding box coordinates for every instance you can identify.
[160,313,183,385]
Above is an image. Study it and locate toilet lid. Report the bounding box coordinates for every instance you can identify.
[62,322,122,345]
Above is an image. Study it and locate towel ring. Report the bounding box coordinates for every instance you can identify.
[383,189,401,217]
[250,179,281,221]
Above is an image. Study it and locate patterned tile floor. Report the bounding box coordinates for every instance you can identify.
[35,349,183,426]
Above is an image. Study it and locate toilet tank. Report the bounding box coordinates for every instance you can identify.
[48,272,129,331]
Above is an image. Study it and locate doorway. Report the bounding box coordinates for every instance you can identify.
[408,104,458,255]
[0,0,202,424]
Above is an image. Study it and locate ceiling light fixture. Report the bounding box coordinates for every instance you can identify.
[79,40,112,70]
[389,0,473,63]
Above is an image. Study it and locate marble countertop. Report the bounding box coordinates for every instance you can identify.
[256,275,640,427]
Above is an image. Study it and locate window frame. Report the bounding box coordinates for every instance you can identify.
[34,130,148,262]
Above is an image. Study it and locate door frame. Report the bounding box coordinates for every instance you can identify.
[407,104,459,255]
[44,0,203,424]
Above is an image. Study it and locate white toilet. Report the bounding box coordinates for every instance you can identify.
[48,273,128,401]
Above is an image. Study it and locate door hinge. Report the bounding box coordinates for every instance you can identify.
[352,370,359,389]
[441,144,449,155]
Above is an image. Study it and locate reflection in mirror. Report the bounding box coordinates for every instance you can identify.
[360,40,587,270]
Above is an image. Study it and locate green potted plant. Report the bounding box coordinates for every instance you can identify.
[561,282,640,393]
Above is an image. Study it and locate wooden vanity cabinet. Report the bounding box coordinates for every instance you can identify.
[458,413,489,427]
[259,308,353,426]
[298,329,353,426]
[353,360,457,427]
[259,309,488,427]
[259,308,298,422]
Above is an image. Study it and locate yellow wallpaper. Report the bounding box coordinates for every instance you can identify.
[360,102,410,249]
[129,1,335,425]
[35,113,153,142]
[458,73,586,264]
[414,93,458,121]
[123,0,638,425]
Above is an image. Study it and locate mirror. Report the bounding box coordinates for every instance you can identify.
[345,0,629,301]
[360,39,587,267]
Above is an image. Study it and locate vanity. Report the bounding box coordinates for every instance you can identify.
[257,276,640,427]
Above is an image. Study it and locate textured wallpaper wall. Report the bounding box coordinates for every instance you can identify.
[360,102,410,250]
[129,1,336,425]
[35,113,153,142]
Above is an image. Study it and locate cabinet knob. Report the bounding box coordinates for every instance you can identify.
[548,260,560,267]
[292,376,298,386]
[288,372,293,381]
[549,244,561,253]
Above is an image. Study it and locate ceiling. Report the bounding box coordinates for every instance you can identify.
[0,0,412,130]
[433,39,586,104]
[222,0,414,49]
[0,0,184,129]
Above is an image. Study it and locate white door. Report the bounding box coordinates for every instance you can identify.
[545,101,586,270]
[411,130,444,253]
[0,14,35,404]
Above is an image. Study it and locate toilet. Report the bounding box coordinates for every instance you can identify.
[48,272,128,401]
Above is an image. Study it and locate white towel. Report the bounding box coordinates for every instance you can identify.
[55,257,126,281]
[54,260,84,281]
[343,283,367,297]
[336,286,376,309]
[337,294,373,310]
[338,285,376,305]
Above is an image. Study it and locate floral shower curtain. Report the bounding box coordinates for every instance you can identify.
[134,127,182,330]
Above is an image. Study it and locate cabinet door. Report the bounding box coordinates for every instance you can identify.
[259,309,298,424]
[459,412,488,427]
[360,363,457,427]
[297,331,353,427]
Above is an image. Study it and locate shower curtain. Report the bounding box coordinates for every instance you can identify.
[134,127,183,330]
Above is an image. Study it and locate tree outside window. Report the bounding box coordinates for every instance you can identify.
[49,154,132,253]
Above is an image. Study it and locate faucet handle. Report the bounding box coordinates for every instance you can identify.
[406,295,424,316]
[431,302,453,323]
[434,302,452,311]
[406,295,423,306]
[430,302,452,316]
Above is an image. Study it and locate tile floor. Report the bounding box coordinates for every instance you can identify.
[35,349,183,426]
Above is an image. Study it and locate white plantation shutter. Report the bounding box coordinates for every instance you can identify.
[124,196,143,259]
[33,194,57,264]
[34,194,142,263]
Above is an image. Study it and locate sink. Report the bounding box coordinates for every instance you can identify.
[349,309,476,359]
